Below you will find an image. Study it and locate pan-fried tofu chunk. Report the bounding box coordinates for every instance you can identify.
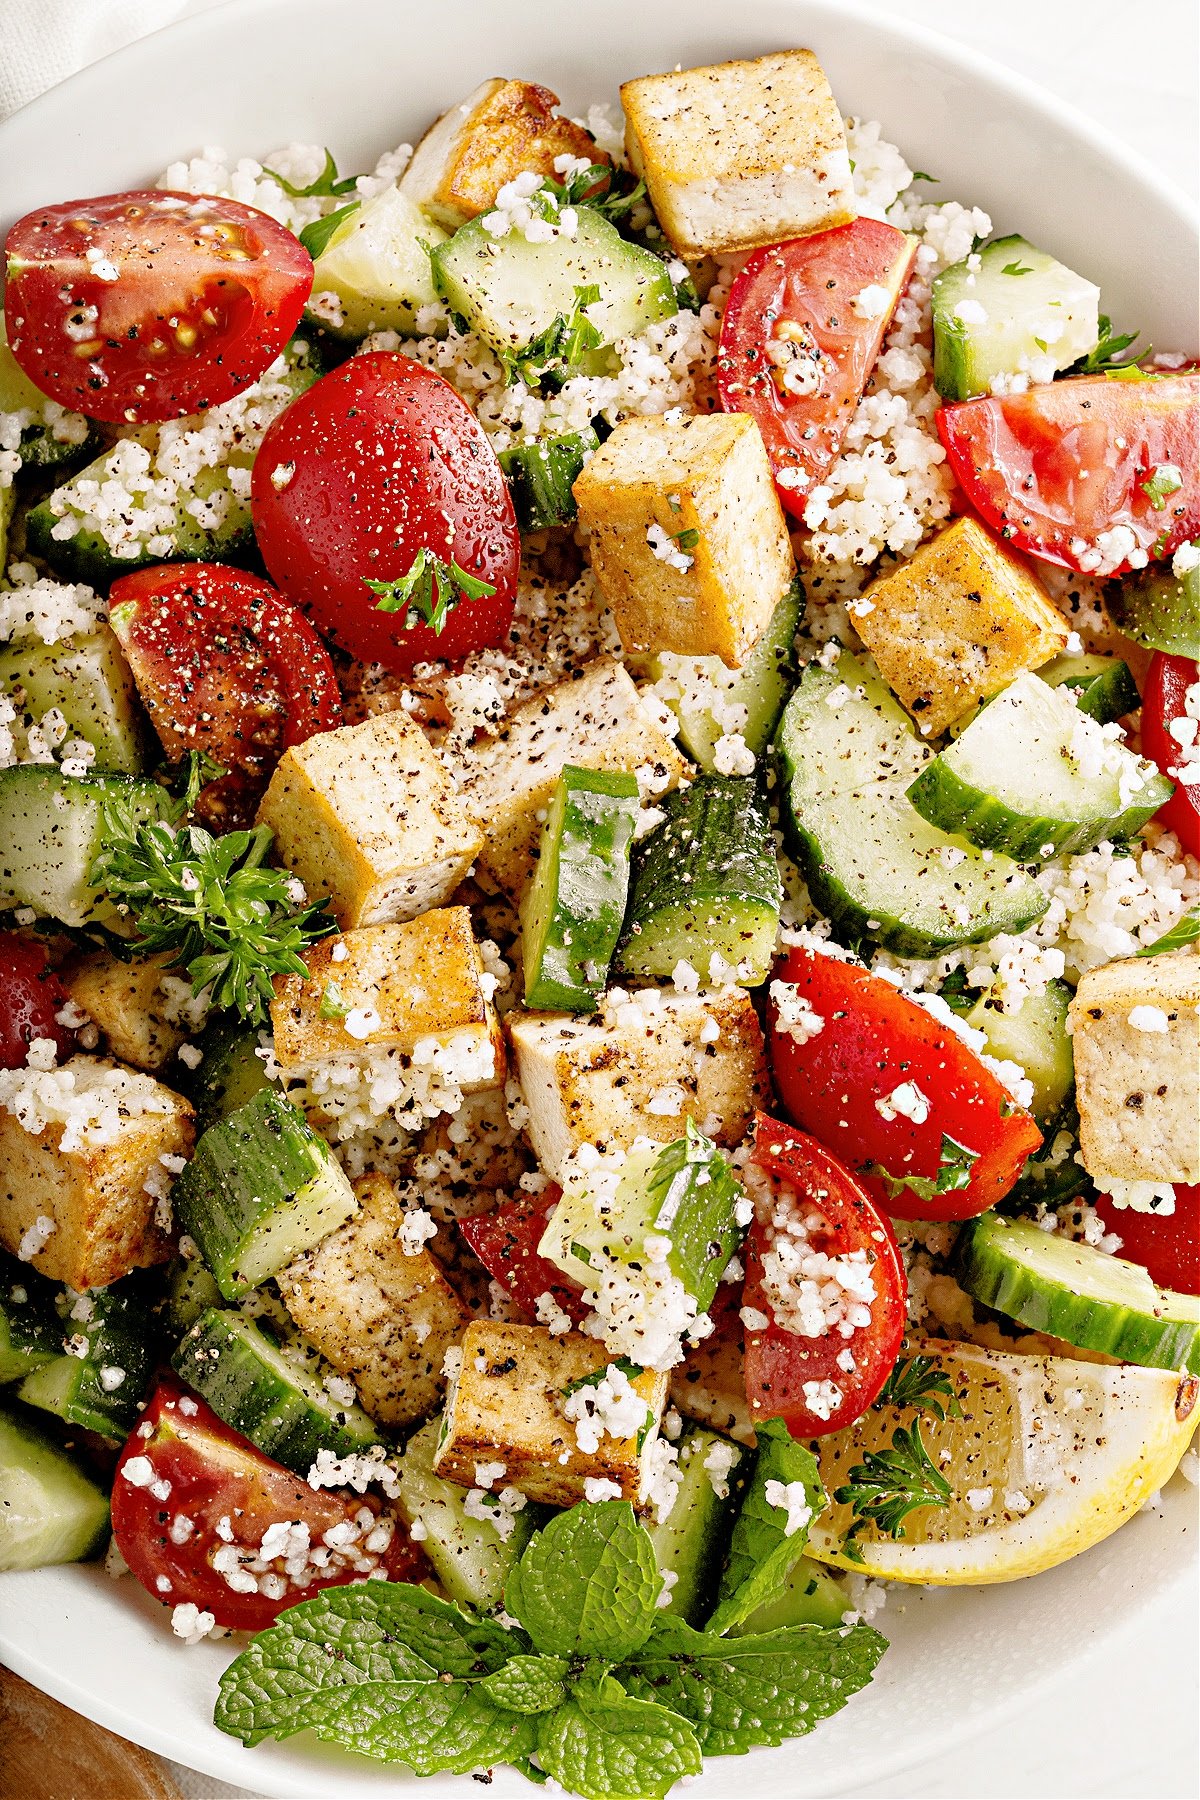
[62,951,205,1073]
[0,1055,193,1289]
[455,658,687,896]
[400,78,608,229]
[621,50,855,258]
[279,1173,470,1428]
[435,1320,669,1508]
[508,987,769,1182]
[1069,953,1200,1186]
[257,711,482,932]
[854,516,1069,735]
[573,414,794,667]
[671,1336,754,1447]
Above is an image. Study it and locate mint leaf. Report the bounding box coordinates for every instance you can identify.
[869,1133,980,1205]
[534,1671,702,1800]
[1137,903,1200,956]
[304,1680,535,1775]
[505,1500,661,1660]
[298,200,360,260]
[706,1420,824,1635]
[480,1654,569,1715]
[622,1616,887,1755]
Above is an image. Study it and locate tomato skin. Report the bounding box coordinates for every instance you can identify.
[1140,652,1199,857]
[0,932,76,1069]
[767,946,1042,1220]
[936,372,1200,575]
[742,1113,906,1437]
[108,563,342,830]
[5,192,312,423]
[111,1381,424,1631]
[1094,1184,1200,1296]
[251,353,519,674]
[458,1191,588,1325]
[717,221,917,517]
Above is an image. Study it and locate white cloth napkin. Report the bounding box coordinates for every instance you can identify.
[0,0,193,119]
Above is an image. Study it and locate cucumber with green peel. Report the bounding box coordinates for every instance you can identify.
[730,1555,849,1634]
[521,764,639,1012]
[1038,652,1141,724]
[0,765,172,928]
[776,651,926,798]
[964,979,1074,1130]
[172,1307,379,1474]
[958,1212,1200,1372]
[649,581,804,772]
[0,1405,110,1571]
[172,1088,358,1301]
[0,483,12,571]
[0,1254,60,1384]
[0,626,148,774]
[18,1278,156,1439]
[498,428,599,531]
[0,310,96,471]
[161,1256,224,1341]
[616,774,782,985]
[646,1421,751,1625]
[307,184,448,339]
[182,1014,275,1133]
[906,671,1173,860]
[1106,553,1199,659]
[932,234,1100,400]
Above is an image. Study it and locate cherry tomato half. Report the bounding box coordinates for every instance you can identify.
[0,931,75,1069]
[111,1381,424,1632]
[767,945,1043,1221]
[108,563,342,830]
[458,1190,588,1326]
[1094,1184,1200,1296]
[742,1112,906,1437]
[717,220,917,518]
[1140,651,1199,857]
[4,191,312,423]
[251,352,520,675]
[937,371,1200,576]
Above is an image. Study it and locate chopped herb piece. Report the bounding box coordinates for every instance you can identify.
[365,549,497,636]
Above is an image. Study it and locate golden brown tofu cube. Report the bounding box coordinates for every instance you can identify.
[854,516,1069,735]
[435,1320,668,1508]
[257,711,482,932]
[280,1173,471,1429]
[670,1336,754,1447]
[621,50,855,258]
[62,951,202,1074]
[0,1058,193,1289]
[1070,952,1200,1184]
[573,414,795,667]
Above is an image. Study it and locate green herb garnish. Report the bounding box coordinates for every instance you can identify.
[836,1419,952,1554]
[298,200,360,260]
[318,980,350,1021]
[868,1133,980,1205]
[264,147,358,199]
[1073,313,1145,374]
[505,283,604,385]
[365,548,497,636]
[1141,464,1184,511]
[875,1354,962,1420]
[1001,261,1033,276]
[674,528,700,551]
[1137,904,1200,956]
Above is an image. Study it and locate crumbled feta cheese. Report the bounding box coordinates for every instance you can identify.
[801,1379,843,1421]
[851,283,891,319]
[583,1477,623,1503]
[562,1363,649,1455]
[646,521,694,572]
[712,731,756,776]
[764,1478,814,1537]
[171,1603,218,1645]
[769,980,825,1045]
[398,1206,438,1254]
[702,1438,740,1500]
[1100,1178,1176,1215]
[875,1080,931,1124]
[16,1214,56,1261]
[1129,1004,1171,1033]
[534,1290,574,1336]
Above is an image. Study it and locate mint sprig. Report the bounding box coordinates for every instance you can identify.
[505,1501,661,1661]
[535,1670,702,1799]
[707,1420,823,1635]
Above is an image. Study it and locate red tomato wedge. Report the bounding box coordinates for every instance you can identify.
[767,946,1042,1221]
[108,563,342,830]
[716,220,917,518]
[458,1191,588,1326]
[4,191,312,423]
[742,1112,906,1437]
[937,372,1200,576]
[1094,1184,1200,1296]
[111,1381,424,1632]
[0,931,75,1069]
[1140,651,1199,857]
[251,353,520,675]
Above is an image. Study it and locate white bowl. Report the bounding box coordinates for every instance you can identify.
[0,2,1196,1794]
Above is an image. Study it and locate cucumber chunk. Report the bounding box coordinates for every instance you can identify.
[521,764,639,1012]
[649,581,803,773]
[173,1307,380,1474]
[394,1414,544,1611]
[172,1088,358,1300]
[309,184,448,339]
[964,979,1074,1130]
[932,234,1100,400]
[1106,554,1199,660]
[0,310,96,471]
[0,625,148,774]
[907,671,1173,859]
[958,1212,1200,1373]
[0,1253,60,1384]
[499,429,599,531]
[161,1256,224,1341]
[1039,652,1140,725]
[0,765,172,928]
[730,1555,849,1634]
[18,1278,156,1439]
[0,1405,110,1571]
[647,1421,750,1625]
[182,1014,274,1133]
[616,774,782,985]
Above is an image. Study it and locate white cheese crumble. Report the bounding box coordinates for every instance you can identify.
[583,1476,624,1504]
[801,1378,843,1422]
[764,1478,814,1538]
[562,1363,649,1455]
[769,979,826,1046]
[851,283,891,319]
[1099,1178,1176,1216]
[712,731,756,776]
[398,1207,438,1254]
[875,1080,931,1124]
[16,1214,56,1261]
[534,1290,574,1336]
[1128,1004,1171,1033]
[170,1603,218,1645]
[646,521,694,572]
[702,1438,740,1500]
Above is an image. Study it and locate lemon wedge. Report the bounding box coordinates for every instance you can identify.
[807,1339,1199,1584]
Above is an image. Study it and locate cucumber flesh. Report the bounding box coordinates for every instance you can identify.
[1106,556,1199,660]
[18,1278,156,1440]
[0,626,148,774]
[0,1254,60,1384]
[499,429,599,531]
[932,233,1100,399]
[651,580,804,772]
[647,1421,750,1625]
[964,980,1074,1130]
[521,764,639,1012]
[161,1256,224,1341]
[1039,652,1140,725]
[0,765,172,928]
[730,1555,849,1634]
[394,1415,544,1612]
[907,671,1173,859]
[182,1014,274,1133]
[957,1212,1200,1373]
[309,184,448,339]
[0,1405,110,1571]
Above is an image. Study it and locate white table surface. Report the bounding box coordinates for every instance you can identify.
[6,0,1198,1794]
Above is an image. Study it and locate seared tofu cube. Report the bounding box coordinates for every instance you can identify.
[854,516,1069,735]
[434,1320,668,1507]
[400,77,609,229]
[279,1172,471,1428]
[671,1336,755,1447]
[573,414,794,666]
[1070,952,1200,1184]
[0,1057,193,1289]
[62,951,201,1073]
[621,50,855,258]
[508,989,769,1182]
[257,711,482,931]
[455,658,688,896]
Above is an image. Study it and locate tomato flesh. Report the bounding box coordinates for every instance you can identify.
[458,1191,588,1325]
[1094,1184,1200,1296]
[717,220,917,517]
[1140,651,1199,857]
[4,191,312,423]
[767,946,1042,1220]
[937,372,1200,575]
[0,932,75,1069]
[251,352,520,674]
[108,563,342,830]
[111,1381,423,1631]
[742,1112,906,1437]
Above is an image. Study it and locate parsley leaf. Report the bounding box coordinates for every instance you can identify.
[541,162,647,223]
[264,147,358,199]
[1141,464,1184,510]
[1073,313,1146,374]
[835,1419,952,1550]
[707,1420,823,1635]
[318,979,350,1021]
[365,548,496,636]
[1001,260,1034,276]
[874,1353,962,1420]
[479,1654,570,1715]
[868,1134,980,1205]
[1137,903,1200,956]
[561,1355,644,1398]
[909,170,939,183]
[505,283,605,385]
[504,1499,662,1660]
[298,200,360,260]
[534,1669,702,1800]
